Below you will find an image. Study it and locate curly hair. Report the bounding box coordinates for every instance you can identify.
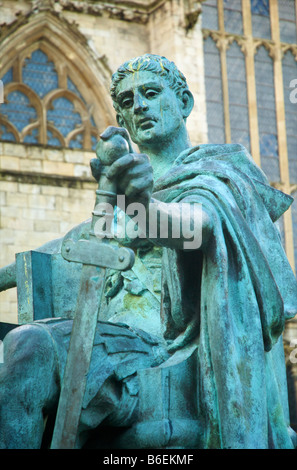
[110,54,190,113]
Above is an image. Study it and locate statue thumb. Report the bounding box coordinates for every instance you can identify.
[90,158,102,182]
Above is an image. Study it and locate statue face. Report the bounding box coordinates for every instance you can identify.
[115,70,185,147]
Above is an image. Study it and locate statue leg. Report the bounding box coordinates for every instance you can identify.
[0,324,60,449]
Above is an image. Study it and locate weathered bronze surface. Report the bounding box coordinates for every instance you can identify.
[0,54,297,449]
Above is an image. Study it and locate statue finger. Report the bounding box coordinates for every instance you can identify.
[106,153,140,179]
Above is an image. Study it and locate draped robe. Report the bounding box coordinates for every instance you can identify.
[151,143,297,449]
[27,142,297,449]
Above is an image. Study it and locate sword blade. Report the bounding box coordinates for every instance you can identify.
[50,264,106,449]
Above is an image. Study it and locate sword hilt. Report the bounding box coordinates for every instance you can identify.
[90,130,130,239]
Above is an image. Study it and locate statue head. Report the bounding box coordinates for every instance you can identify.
[110,54,191,111]
[109,54,194,149]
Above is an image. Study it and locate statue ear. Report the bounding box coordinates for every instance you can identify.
[180,90,194,119]
[116,114,125,127]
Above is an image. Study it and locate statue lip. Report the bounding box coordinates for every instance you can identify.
[138,117,156,129]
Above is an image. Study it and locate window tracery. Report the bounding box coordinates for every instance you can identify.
[0,46,99,150]
[202,0,297,271]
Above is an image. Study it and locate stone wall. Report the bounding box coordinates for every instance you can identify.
[0,141,97,322]
[0,0,208,323]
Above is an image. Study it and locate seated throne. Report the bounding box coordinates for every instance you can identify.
[0,245,201,449]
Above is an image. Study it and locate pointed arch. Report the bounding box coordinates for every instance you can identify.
[0,9,116,149]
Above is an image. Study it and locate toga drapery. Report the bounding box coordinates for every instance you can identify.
[34,142,297,449]
[152,143,297,449]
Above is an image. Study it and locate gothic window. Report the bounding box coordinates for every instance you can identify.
[224,0,243,35]
[201,0,297,272]
[227,41,250,151]
[1,89,38,137]
[0,47,98,150]
[203,36,225,143]
[201,0,219,30]
[255,46,279,182]
[251,0,271,39]
[22,49,59,97]
[278,0,297,44]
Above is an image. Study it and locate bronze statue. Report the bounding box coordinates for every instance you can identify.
[0,54,296,449]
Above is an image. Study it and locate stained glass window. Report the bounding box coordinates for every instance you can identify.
[23,49,59,98]
[251,0,271,39]
[224,0,243,35]
[202,0,219,30]
[255,46,279,182]
[204,36,225,143]
[227,41,250,151]
[251,0,269,15]
[0,123,16,142]
[0,90,37,132]
[23,127,39,144]
[47,129,62,147]
[47,97,82,138]
[0,47,97,150]
[1,68,13,85]
[67,77,85,103]
[69,133,83,149]
[278,0,297,45]
[201,0,297,272]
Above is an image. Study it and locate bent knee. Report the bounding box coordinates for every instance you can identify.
[3,323,56,365]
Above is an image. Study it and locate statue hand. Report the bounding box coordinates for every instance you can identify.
[90,158,102,182]
[106,152,154,209]
[90,126,133,182]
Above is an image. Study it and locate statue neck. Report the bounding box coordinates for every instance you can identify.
[138,125,192,181]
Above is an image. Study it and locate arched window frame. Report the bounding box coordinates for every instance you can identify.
[0,10,116,150]
[202,0,297,273]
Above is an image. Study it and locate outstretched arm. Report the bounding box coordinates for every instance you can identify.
[105,140,212,251]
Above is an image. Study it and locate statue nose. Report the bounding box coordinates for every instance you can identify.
[134,95,148,113]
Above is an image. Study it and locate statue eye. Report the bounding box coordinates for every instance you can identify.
[145,89,159,99]
[121,96,133,108]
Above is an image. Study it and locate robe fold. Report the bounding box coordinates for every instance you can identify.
[152,143,297,449]
[28,143,297,449]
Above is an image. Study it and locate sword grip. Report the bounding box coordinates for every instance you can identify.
[90,131,130,239]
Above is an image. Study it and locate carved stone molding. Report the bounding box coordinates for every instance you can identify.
[281,43,297,60]
[58,0,150,24]
[202,29,236,51]
[0,5,87,46]
[203,28,294,62]
[0,0,171,27]
[183,0,203,32]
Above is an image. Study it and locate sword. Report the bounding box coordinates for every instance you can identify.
[50,128,134,449]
